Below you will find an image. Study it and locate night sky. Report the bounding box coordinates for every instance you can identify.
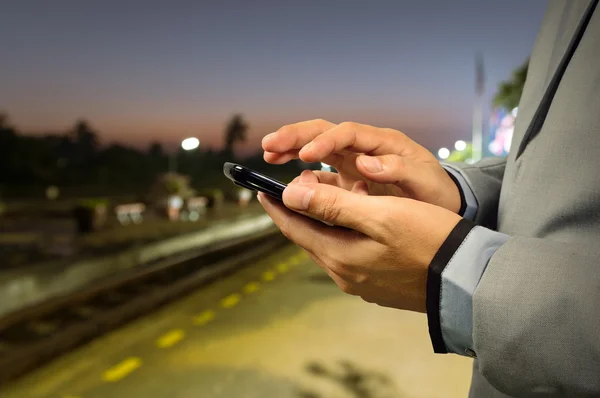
[0,0,548,154]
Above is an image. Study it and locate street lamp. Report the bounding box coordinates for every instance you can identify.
[181,137,200,151]
[169,137,200,173]
[438,147,450,160]
[454,140,467,151]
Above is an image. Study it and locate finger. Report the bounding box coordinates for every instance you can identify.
[262,119,336,153]
[298,170,319,184]
[257,191,360,253]
[311,170,341,186]
[264,150,299,164]
[351,181,369,195]
[355,154,417,186]
[282,182,383,237]
[294,170,335,186]
[310,170,358,192]
[298,121,417,163]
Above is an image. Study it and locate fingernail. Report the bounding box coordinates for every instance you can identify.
[299,171,312,183]
[257,193,263,204]
[359,156,383,173]
[262,132,277,144]
[284,184,314,210]
[299,142,314,155]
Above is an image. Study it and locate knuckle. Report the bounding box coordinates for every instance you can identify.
[277,124,294,135]
[326,259,345,275]
[317,194,340,222]
[313,118,331,127]
[385,155,408,183]
[338,121,356,130]
[384,127,408,142]
[387,154,404,169]
[353,273,369,284]
[337,280,358,295]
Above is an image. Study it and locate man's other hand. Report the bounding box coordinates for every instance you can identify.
[262,119,462,214]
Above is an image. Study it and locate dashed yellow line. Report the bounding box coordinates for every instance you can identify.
[221,293,241,308]
[276,263,289,273]
[193,309,215,325]
[96,256,304,387]
[156,329,185,348]
[102,357,142,382]
[243,282,260,294]
[262,271,276,281]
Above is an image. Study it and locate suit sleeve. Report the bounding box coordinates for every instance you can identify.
[471,237,600,396]
[442,157,506,229]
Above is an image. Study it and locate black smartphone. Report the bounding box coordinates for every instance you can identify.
[223,162,287,201]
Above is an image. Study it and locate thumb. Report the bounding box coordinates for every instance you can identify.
[282,182,380,235]
[356,154,417,186]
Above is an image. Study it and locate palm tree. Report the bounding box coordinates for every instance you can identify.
[71,119,99,155]
[223,114,248,156]
[493,60,529,111]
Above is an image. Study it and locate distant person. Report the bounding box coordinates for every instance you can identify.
[258,1,600,396]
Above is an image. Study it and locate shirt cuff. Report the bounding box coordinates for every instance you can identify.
[426,218,476,353]
[440,227,510,356]
[442,164,478,221]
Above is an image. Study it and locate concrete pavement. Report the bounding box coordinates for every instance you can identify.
[2,244,473,398]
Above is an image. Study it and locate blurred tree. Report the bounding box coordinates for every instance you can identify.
[223,114,248,157]
[0,113,303,199]
[493,60,528,111]
[0,113,20,186]
[96,144,149,186]
[70,119,100,156]
[447,142,473,163]
[148,142,164,157]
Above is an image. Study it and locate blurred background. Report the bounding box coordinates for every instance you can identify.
[0,1,545,397]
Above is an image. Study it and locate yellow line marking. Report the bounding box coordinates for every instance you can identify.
[102,357,142,382]
[262,271,276,281]
[221,293,241,308]
[156,329,185,348]
[193,310,215,325]
[276,263,289,273]
[243,282,260,294]
[290,253,306,264]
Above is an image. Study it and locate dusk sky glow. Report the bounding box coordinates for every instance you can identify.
[0,0,548,154]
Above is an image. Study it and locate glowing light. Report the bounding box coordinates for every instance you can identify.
[320,162,331,171]
[438,147,450,160]
[454,140,467,151]
[181,137,200,151]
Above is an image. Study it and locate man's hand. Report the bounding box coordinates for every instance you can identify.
[262,119,462,214]
[257,171,462,312]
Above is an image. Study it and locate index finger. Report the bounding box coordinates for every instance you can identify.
[262,119,335,153]
[298,121,416,163]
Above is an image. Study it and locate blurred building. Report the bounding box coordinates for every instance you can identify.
[486,107,517,158]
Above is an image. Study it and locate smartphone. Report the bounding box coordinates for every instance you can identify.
[223,162,287,201]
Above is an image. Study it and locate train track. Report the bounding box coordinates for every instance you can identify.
[0,229,287,384]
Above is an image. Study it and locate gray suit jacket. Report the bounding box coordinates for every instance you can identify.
[450,1,600,396]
